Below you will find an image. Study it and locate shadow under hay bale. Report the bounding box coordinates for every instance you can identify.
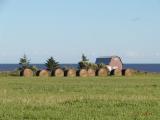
[77,69,88,77]
[111,69,122,76]
[20,68,33,77]
[122,69,136,77]
[96,68,109,77]
[53,68,64,77]
[88,68,96,77]
[64,69,76,77]
[36,70,49,77]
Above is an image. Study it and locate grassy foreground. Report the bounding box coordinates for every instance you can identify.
[0,75,160,120]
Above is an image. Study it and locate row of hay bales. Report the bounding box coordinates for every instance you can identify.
[20,68,136,77]
[111,69,137,77]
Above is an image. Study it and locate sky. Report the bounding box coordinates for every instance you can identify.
[0,0,160,63]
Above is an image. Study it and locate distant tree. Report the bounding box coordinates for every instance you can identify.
[82,54,89,62]
[78,54,98,70]
[45,57,59,73]
[19,54,30,70]
[18,54,38,73]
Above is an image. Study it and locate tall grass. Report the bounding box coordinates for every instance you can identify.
[0,76,159,119]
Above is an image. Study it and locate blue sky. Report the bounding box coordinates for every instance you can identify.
[0,0,160,63]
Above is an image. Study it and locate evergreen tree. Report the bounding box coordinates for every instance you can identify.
[19,54,30,70]
[45,57,59,72]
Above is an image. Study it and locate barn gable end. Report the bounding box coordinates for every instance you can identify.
[95,56,123,70]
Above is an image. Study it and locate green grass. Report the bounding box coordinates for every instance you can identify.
[0,75,160,120]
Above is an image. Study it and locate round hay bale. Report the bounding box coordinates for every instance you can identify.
[122,69,136,77]
[77,69,88,77]
[97,68,109,77]
[88,68,96,77]
[64,69,76,77]
[54,68,64,77]
[20,68,33,77]
[37,70,49,77]
[113,69,122,76]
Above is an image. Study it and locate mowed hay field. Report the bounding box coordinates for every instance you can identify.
[0,75,160,120]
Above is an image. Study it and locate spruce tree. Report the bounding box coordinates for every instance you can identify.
[45,57,59,72]
[19,54,30,70]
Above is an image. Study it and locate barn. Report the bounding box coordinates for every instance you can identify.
[95,56,123,71]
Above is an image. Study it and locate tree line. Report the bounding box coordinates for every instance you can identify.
[18,54,107,72]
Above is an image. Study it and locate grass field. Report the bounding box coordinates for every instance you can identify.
[0,75,160,120]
